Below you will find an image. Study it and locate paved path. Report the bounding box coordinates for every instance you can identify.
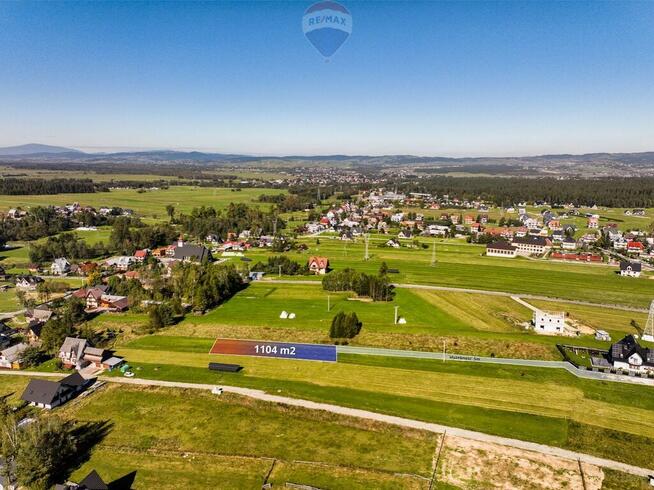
[262,279,648,313]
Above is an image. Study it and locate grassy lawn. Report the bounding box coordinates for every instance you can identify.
[110,337,654,463]
[65,384,436,489]
[127,281,631,360]
[0,287,19,312]
[235,236,654,308]
[0,186,285,218]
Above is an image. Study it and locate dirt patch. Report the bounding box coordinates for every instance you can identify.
[437,436,604,490]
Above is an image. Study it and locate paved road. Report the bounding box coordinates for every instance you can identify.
[262,279,648,313]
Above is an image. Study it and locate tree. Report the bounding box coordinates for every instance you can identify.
[13,416,77,489]
[40,318,74,354]
[379,262,389,275]
[86,270,102,287]
[148,303,175,331]
[165,204,175,222]
[329,311,362,339]
[19,346,45,368]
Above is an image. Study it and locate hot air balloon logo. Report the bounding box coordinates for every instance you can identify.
[302,1,352,59]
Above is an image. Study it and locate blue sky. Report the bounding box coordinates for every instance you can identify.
[1,1,653,156]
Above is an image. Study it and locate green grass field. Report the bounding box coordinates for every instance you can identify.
[106,334,654,469]
[233,236,654,308]
[64,384,436,489]
[0,186,285,218]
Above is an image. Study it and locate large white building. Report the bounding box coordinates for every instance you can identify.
[532,310,567,335]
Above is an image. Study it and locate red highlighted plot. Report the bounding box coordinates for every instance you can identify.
[210,338,337,362]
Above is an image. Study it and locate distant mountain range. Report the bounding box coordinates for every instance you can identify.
[1,144,654,175]
[0,143,84,156]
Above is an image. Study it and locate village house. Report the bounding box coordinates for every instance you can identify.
[308,256,329,275]
[609,335,654,372]
[532,310,569,335]
[560,237,578,251]
[619,261,642,277]
[58,337,88,369]
[105,256,134,271]
[50,257,71,276]
[172,238,212,262]
[15,275,44,291]
[511,236,552,256]
[627,240,645,255]
[133,249,149,262]
[54,469,112,490]
[486,241,518,258]
[25,305,53,326]
[587,216,599,229]
[0,343,29,369]
[21,371,90,410]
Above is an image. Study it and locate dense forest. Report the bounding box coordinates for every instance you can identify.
[397,176,654,208]
[0,178,103,195]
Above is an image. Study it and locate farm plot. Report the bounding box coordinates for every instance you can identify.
[0,186,285,218]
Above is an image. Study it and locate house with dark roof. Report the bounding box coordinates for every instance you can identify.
[486,241,517,258]
[171,238,211,262]
[609,335,654,372]
[20,372,91,409]
[15,275,44,291]
[511,236,552,256]
[620,261,642,278]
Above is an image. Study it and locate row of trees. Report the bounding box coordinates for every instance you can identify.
[169,262,244,313]
[0,178,100,195]
[175,203,285,241]
[322,268,394,301]
[250,256,308,275]
[109,218,178,255]
[29,233,109,263]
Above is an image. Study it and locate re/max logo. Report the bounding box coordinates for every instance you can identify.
[307,15,347,27]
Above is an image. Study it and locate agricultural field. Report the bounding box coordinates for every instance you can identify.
[89,279,638,360]
[0,185,285,218]
[0,374,638,489]
[107,338,654,470]
[227,235,654,308]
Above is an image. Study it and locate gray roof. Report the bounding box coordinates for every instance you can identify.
[1,343,29,362]
[59,337,87,360]
[173,244,211,261]
[620,261,642,272]
[79,470,109,490]
[21,379,63,405]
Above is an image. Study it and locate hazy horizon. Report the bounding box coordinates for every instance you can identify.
[2,1,654,156]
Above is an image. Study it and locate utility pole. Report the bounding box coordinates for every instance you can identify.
[394,305,399,325]
[431,240,437,267]
[327,295,331,312]
[364,233,370,261]
[442,339,446,362]
[278,265,282,278]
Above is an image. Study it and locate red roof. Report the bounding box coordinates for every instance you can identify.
[628,241,644,249]
[308,256,329,269]
[134,249,148,258]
